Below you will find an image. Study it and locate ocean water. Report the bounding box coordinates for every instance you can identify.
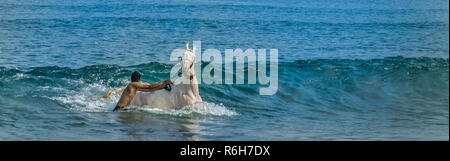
[0,0,448,140]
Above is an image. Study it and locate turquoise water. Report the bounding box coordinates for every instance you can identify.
[0,0,448,140]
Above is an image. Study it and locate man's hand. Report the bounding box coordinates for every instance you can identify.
[164,79,173,91]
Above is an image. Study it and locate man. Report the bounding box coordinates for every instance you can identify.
[112,71,172,111]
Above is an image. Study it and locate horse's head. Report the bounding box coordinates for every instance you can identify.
[170,42,202,102]
[181,42,196,81]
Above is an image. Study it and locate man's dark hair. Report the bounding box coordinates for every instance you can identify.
[131,71,141,82]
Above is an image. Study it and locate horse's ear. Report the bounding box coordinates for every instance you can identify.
[185,42,190,50]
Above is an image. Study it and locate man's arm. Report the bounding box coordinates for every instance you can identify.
[103,87,126,98]
[134,79,172,92]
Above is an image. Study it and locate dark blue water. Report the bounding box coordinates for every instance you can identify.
[0,0,448,140]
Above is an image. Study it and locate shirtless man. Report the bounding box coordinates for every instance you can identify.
[112,71,172,111]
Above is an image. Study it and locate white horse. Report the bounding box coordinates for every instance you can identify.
[104,42,202,110]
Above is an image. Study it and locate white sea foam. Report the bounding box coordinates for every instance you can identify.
[135,102,238,116]
[49,80,116,112]
[12,73,29,80]
[38,86,66,92]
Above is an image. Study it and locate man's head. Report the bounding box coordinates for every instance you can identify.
[131,71,141,82]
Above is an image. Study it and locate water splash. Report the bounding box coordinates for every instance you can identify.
[135,102,238,116]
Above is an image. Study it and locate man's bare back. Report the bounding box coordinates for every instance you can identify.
[113,71,172,111]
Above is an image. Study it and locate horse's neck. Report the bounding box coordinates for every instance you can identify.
[174,77,200,96]
[190,77,200,96]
